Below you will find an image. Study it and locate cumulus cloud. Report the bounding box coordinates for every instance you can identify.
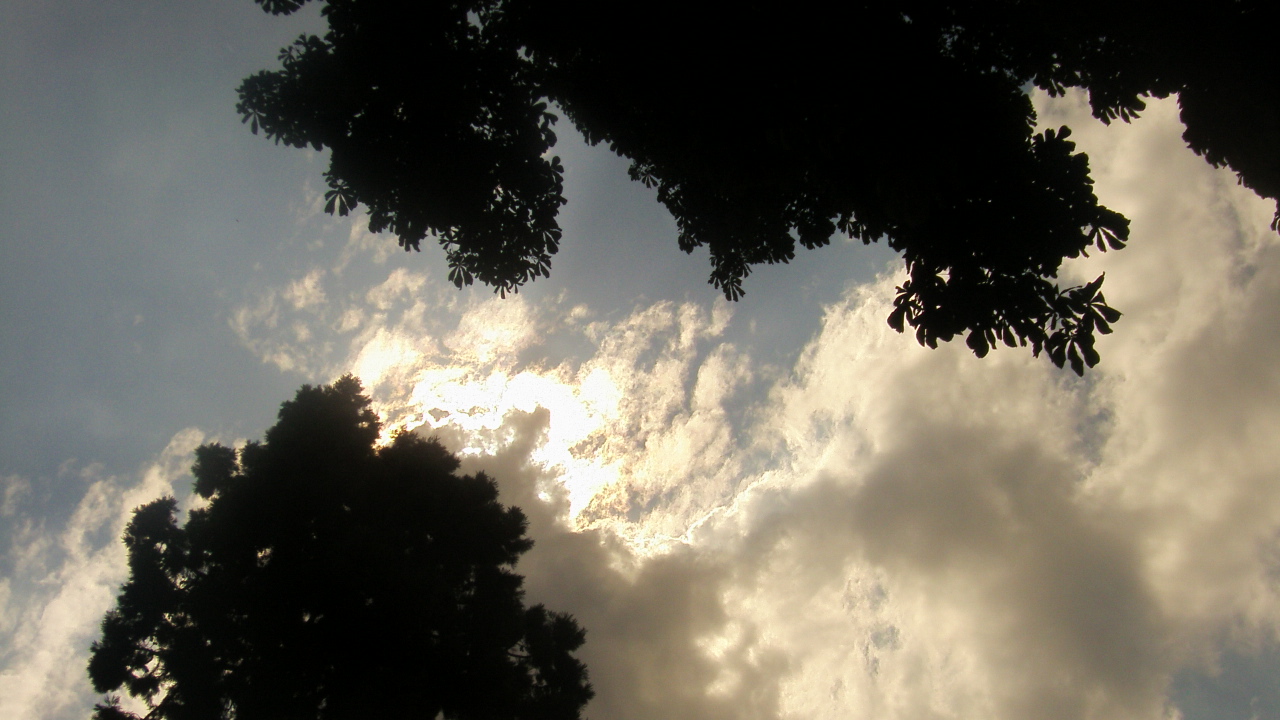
[486,93,1278,720]
[1061,98,1280,674]
[451,409,788,720]
[707,93,1280,720]
[203,89,1280,720]
[716,293,1167,720]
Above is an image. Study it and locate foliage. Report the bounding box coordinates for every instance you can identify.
[238,1,1278,374]
[88,376,593,720]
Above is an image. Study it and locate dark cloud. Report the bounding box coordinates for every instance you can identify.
[454,409,789,720]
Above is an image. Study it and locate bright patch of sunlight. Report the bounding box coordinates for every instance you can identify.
[352,329,423,388]
[383,363,625,517]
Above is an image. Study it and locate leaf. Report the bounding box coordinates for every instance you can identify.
[966,330,990,358]
[1096,305,1122,323]
[1082,274,1104,300]
[1049,342,1067,369]
[887,306,907,333]
[1067,345,1084,376]
[1082,341,1100,367]
[448,266,473,289]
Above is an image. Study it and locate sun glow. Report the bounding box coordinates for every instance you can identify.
[333,287,744,544]
[351,328,424,388]
[367,352,625,517]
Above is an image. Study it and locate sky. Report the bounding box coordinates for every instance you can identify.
[4,3,1280,720]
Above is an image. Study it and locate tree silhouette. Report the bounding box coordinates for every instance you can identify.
[88,376,593,720]
[238,1,1277,374]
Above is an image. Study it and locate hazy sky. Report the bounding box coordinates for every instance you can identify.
[5,3,1280,720]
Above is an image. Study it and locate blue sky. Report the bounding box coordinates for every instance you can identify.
[4,3,1280,720]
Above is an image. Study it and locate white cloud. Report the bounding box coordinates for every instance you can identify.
[0,429,203,720]
[1,475,30,521]
[204,89,1280,720]
[457,93,1280,720]
[283,268,327,310]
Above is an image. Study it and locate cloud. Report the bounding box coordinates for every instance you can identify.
[0,429,203,720]
[283,268,327,310]
[377,271,1162,720]
[1042,91,1280,650]
[696,93,1280,720]
[209,89,1280,720]
[451,409,789,720]
[465,93,1280,720]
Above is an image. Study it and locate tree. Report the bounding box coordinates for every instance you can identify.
[237,1,1277,374]
[88,376,593,720]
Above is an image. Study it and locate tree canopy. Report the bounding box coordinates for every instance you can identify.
[237,1,1278,374]
[88,376,593,720]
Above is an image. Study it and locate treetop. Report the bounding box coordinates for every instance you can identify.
[88,376,593,720]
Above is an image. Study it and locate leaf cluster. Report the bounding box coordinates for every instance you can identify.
[88,377,592,720]
[237,0,565,296]
[239,1,1279,372]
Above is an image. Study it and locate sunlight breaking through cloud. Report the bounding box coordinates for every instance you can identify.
[214,91,1280,720]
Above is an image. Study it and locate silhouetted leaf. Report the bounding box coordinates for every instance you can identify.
[887,306,907,333]
[966,329,990,358]
[1001,325,1017,347]
[1067,345,1084,376]
[1096,305,1122,324]
[1082,340,1101,368]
